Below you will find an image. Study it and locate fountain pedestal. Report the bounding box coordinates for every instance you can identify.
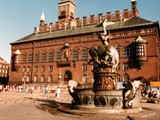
[71,67,124,112]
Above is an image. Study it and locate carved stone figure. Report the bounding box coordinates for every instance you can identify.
[87,33,119,72]
[122,79,136,109]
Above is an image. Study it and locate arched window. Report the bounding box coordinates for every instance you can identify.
[41,75,45,82]
[26,75,30,82]
[82,74,87,84]
[34,75,38,82]
[48,74,52,82]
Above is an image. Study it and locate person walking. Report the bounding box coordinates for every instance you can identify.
[56,86,61,98]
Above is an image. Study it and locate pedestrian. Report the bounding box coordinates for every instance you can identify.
[56,86,61,98]
[44,86,48,94]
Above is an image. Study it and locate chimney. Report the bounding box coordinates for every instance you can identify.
[76,18,80,26]
[90,15,95,24]
[83,16,87,26]
[44,24,48,32]
[123,9,129,19]
[115,10,120,21]
[34,27,39,34]
[55,22,59,30]
[131,0,139,17]
[98,13,103,23]
[107,12,111,21]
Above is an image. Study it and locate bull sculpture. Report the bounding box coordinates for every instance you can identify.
[81,32,119,72]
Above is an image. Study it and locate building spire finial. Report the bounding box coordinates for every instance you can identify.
[40,11,45,21]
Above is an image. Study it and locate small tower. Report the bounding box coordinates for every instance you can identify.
[39,11,45,32]
[58,0,76,23]
[131,0,139,17]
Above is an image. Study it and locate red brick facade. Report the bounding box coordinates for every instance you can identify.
[0,57,9,84]
[9,0,160,85]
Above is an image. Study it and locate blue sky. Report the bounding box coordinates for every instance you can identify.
[0,0,159,63]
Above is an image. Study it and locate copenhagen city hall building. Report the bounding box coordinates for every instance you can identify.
[9,0,160,86]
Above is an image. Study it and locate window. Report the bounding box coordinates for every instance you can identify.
[48,74,52,82]
[22,67,26,73]
[49,52,54,62]
[73,50,79,61]
[82,63,87,72]
[34,66,38,73]
[56,52,62,61]
[26,75,30,82]
[123,47,130,58]
[136,45,144,56]
[41,53,46,62]
[82,49,88,60]
[41,75,45,82]
[41,66,45,72]
[6,66,8,69]
[34,75,38,82]
[27,67,30,73]
[34,53,39,63]
[5,70,8,74]
[28,54,33,63]
[48,66,53,72]
[22,55,27,63]
[123,62,129,71]
[82,74,87,83]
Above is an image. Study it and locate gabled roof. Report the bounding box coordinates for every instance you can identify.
[0,57,8,64]
[133,36,148,44]
[11,16,157,45]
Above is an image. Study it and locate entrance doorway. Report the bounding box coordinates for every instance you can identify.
[64,70,72,84]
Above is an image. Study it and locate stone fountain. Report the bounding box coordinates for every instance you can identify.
[60,22,142,114]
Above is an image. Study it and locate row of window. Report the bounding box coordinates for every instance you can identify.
[118,45,145,58]
[0,69,8,74]
[0,64,8,69]
[22,66,53,73]
[22,73,130,83]
[22,74,53,83]
[22,61,129,75]
[22,49,88,63]
[21,45,145,63]
[112,29,154,37]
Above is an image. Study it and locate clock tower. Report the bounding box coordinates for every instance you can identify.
[58,0,76,23]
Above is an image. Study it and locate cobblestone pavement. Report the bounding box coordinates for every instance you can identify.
[0,91,160,120]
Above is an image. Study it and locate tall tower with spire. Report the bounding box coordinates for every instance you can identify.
[58,0,76,23]
[131,0,139,17]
